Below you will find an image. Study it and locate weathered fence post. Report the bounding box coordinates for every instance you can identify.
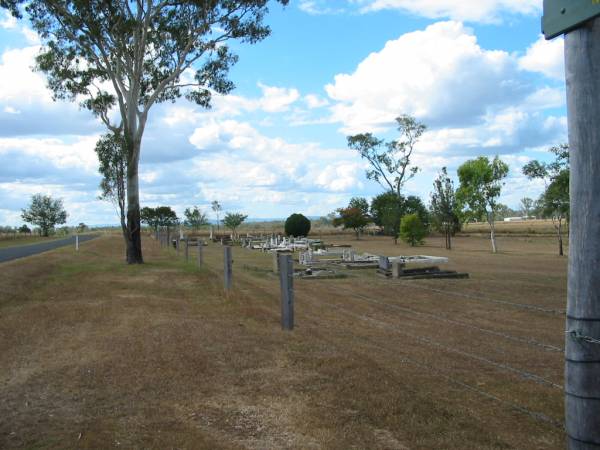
[75,235,79,251]
[185,239,189,262]
[197,240,203,267]
[272,251,279,274]
[279,253,294,330]
[564,16,600,449]
[176,238,180,256]
[223,246,233,290]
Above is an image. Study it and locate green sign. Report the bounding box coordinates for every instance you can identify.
[543,0,600,39]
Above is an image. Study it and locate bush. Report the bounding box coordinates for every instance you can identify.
[399,213,427,246]
[284,213,311,237]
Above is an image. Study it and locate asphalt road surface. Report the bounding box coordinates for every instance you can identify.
[0,234,99,264]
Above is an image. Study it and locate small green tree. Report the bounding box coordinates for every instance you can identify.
[223,212,248,240]
[18,224,31,234]
[399,213,427,246]
[430,167,460,250]
[284,213,311,237]
[456,156,509,253]
[184,206,209,231]
[21,194,68,237]
[334,198,371,240]
[77,223,88,233]
[141,206,178,235]
[523,144,569,256]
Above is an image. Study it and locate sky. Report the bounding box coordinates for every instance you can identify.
[0,0,566,226]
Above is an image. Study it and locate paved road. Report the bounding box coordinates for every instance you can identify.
[0,234,99,263]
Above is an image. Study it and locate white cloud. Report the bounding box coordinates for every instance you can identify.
[354,0,541,23]
[0,11,17,29]
[519,35,565,80]
[326,21,526,134]
[298,1,346,15]
[324,21,566,160]
[0,46,53,105]
[257,82,300,112]
[304,94,329,109]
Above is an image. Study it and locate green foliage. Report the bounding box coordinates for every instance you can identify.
[77,223,88,233]
[430,167,460,248]
[18,224,31,234]
[223,212,248,236]
[456,156,509,223]
[371,192,429,237]
[184,206,209,230]
[334,198,371,239]
[3,0,288,261]
[399,214,427,246]
[141,206,178,230]
[95,133,127,231]
[541,170,569,219]
[522,143,569,223]
[347,115,426,196]
[21,194,68,237]
[284,213,311,237]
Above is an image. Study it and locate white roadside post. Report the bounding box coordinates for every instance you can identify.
[543,2,600,448]
[75,235,79,251]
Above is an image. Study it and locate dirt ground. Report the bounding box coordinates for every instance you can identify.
[0,233,567,449]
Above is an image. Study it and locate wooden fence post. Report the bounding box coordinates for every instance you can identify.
[564,16,600,449]
[279,253,294,330]
[223,246,233,290]
[197,240,203,267]
[176,238,180,255]
[185,239,189,262]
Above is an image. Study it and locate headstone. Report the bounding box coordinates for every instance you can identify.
[379,256,390,271]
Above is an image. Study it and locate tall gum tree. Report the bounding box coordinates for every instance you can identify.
[347,115,426,244]
[3,0,288,263]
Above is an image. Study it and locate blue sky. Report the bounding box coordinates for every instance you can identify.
[0,0,566,225]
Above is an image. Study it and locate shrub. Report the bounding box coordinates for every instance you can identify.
[399,213,427,246]
[284,213,311,237]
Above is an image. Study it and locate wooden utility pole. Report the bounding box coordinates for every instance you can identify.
[564,16,600,450]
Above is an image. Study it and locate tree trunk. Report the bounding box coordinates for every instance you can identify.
[564,17,600,449]
[125,156,143,264]
[558,219,564,257]
[488,215,498,253]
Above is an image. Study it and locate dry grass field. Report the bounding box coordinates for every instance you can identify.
[0,233,567,449]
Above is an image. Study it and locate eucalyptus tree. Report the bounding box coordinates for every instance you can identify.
[523,144,570,256]
[456,156,509,253]
[348,115,426,243]
[3,0,288,263]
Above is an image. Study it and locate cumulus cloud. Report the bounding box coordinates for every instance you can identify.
[325,21,566,159]
[354,0,541,23]
[519,35,565,80]
[326,21,529,133]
